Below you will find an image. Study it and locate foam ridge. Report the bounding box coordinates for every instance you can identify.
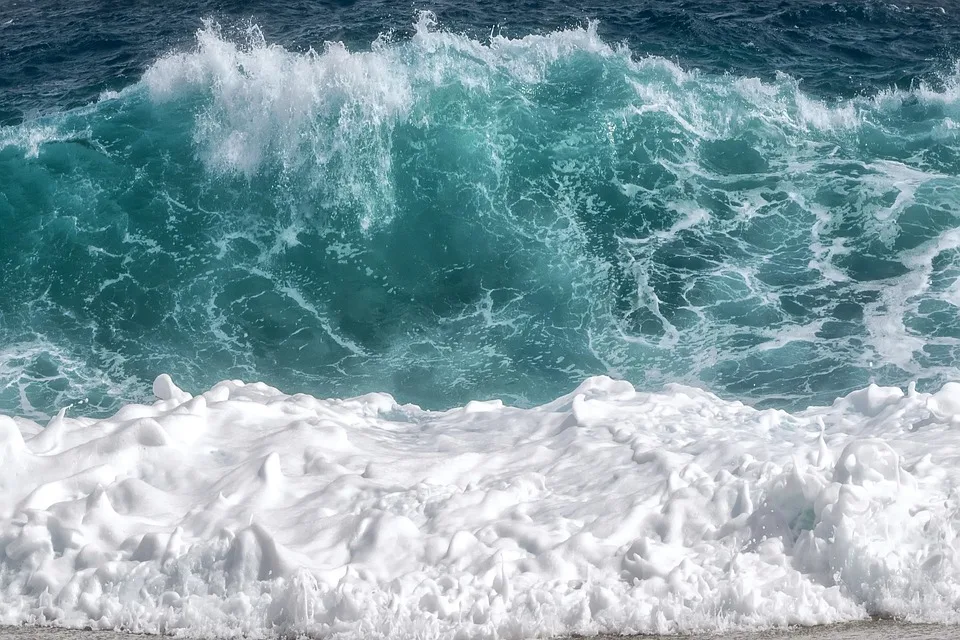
[2,376,960,637]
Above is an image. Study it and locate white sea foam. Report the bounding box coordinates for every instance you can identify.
[2,375,960,638]
[135,13,906,190]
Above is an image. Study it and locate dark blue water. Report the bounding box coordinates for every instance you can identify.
[3,0,957,128]
[3,0,960,418]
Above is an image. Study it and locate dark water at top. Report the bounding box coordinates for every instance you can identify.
[3,0,958,126]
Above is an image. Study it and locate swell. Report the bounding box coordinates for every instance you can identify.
[2,14,960,418]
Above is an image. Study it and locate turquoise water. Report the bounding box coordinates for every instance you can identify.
[3,11,960,417]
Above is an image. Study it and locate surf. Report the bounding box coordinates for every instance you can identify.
[3,374,960,637]
[1,14,959,419]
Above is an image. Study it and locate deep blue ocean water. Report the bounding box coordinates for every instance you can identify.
[3,0,960,418]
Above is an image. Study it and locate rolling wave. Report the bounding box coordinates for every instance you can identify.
[2,14,960,417]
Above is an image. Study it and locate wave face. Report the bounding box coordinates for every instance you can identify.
[3,16,960,417]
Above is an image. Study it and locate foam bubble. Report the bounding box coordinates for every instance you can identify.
[2,375,960,637]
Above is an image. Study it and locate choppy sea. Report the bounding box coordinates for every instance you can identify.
[4,2,960,639]
[3,0,960,416]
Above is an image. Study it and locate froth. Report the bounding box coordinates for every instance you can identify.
[144,21,412,185]
[139,14,623,202]
[2,376,960,637]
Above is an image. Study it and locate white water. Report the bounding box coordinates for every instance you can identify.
[2,375,960,638]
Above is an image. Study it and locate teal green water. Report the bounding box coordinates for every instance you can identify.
[3,18,960,417]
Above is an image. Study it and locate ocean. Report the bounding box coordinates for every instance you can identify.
[2,1,960,638]
[4,0,960,417]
